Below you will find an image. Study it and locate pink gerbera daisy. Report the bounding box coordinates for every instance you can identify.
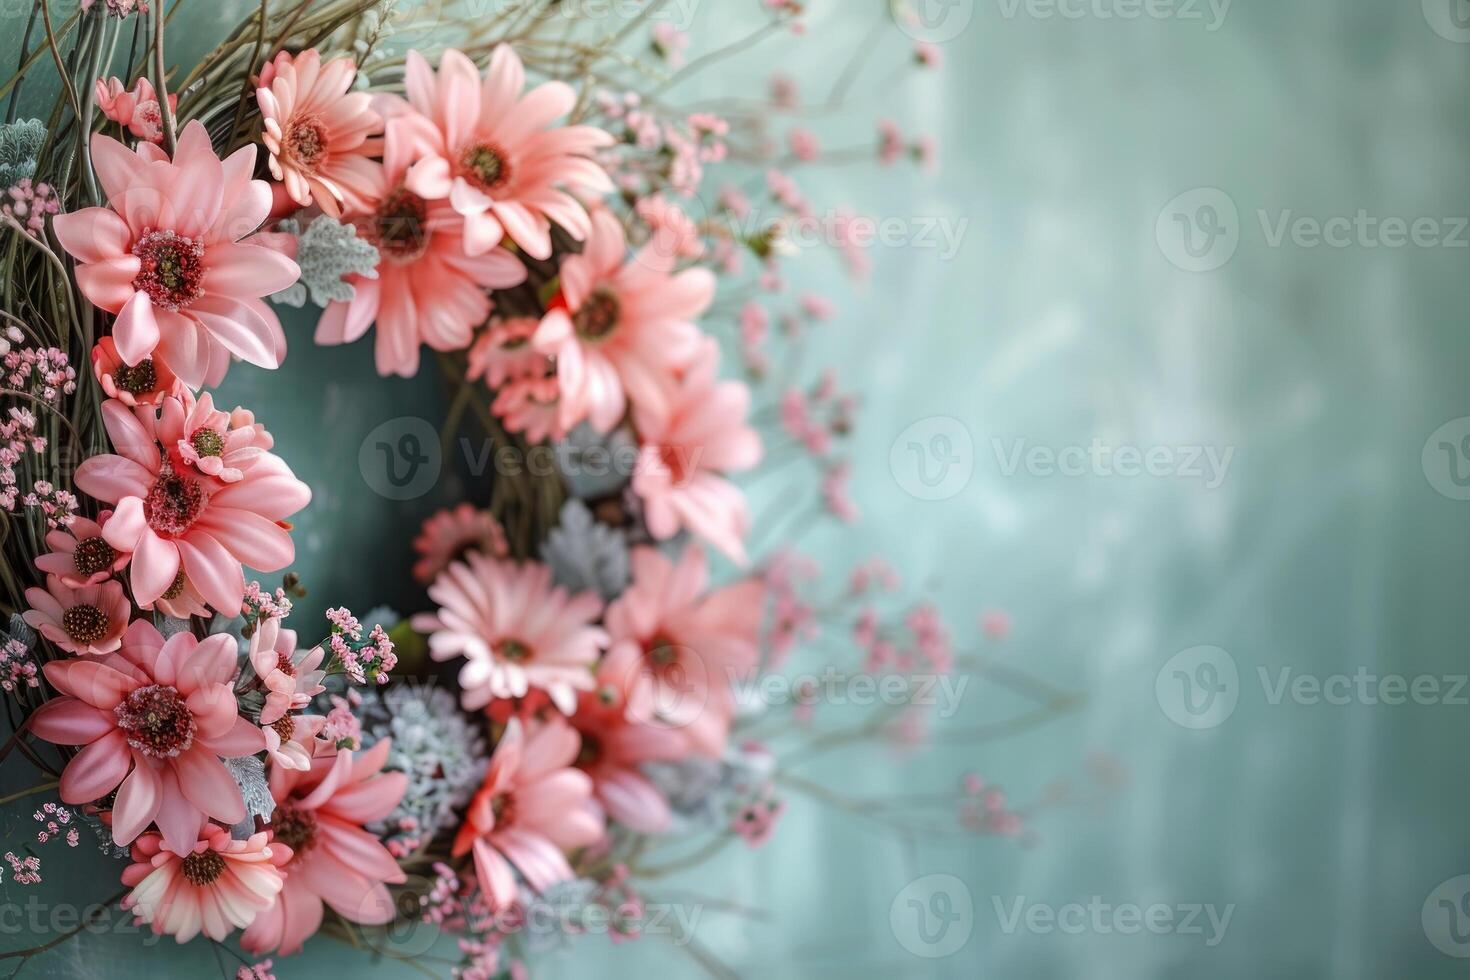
[631,339,761,564]
[22,574,130,655]
[157,390,273,484]
[248,617,326,726]
[122,827,290,943]
[571,678,690,834]
[241,740,408,956]
[75,395,311,615]
[451,718,604,912]
[28,622,266,855]
[411,503,508,585]
[411,554,607,715]
[466,316,545,389]
[91,337,182,407]
[34,511,131,587]
[52,121,299,388]
[533,209,713,433]
[602,545,764,756]
[257,49,381,218]
[389,45,613,259]
[317,126,526,377]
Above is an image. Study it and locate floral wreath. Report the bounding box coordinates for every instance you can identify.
[0,2,1085,977]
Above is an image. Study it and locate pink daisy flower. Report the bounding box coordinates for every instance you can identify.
[411,503,509,585]
[532,209,714,433]
[451,718,604,912]
[602,545,764,757]
[121,827,290,943]
[317,127,526,377]
[51,121,299,388]
[28,622,266,855]
[571,681,689,835]
[256,49,381,218]
[248,617,326,727]
[262,712,324,773]
[241,740,408,956]
[631,339,762,564]
[75,395,311,615]
[389,45,613,259]
[22,574,130,655]
[91,337,182,407]
[466,317,546,389]
[157,390,273,484]
[34,511,131,587]
[94,76,178,145]
[411,554,607,715]
[492,366,568,444]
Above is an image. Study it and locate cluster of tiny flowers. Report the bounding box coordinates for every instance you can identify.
[821,461,858,523]
[80,0,149,15]
[326,608,397,685]
[764,549,820,664]
[731,794,786,847]
[4,345,77,405]
[853,601,952,676]
[0,179,59,238]
[957,774,1024,838]
[4,851,41,884]
[235,962,276,980]
[241,580,293,637]
[323,693,363,749]
[32,802,80,847]
[594,91,728,198]
[0,407,46,510]
[0,636,38,691]
[780,371,855,458]
[22,480,79,530]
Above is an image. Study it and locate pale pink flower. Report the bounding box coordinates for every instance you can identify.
[257,49,381,217]
[34,512,131,587]
[822,461,859,523]
[602,545,763,756]
[242,740,408,955]
[121,827,289,943]
[466,317,546,389]
[262,712,324,773]
[22,575,129,655]
[915,42,943,68]
[75,395,311,615]
[388,46,613,259]
[158,390,273,484]
[533,209,712,433]
[878,119,904,166]
[651,23,689,68]
[571,679,689,834]
[91,337,182,407]
[787,127,820,162]
[630,340,761,564]
[28,622,266,855]
[52,121,298,388]
[731,797,785,847]
[412,554,607,714]
[94,76,177,144]
[411,503,509,585]
[635,194,703,259]
[452,718,604,912]
[492,367,568,443]
[248,617,326,726]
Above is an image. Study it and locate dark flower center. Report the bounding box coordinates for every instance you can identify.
[645,632,680,669]
[285,118,328,170]
[112,359,157,395]
[271,714,295,741]
[72,536,116,577]
[161,570,186,601]
[496,638,533,663]
[143,468,207,536]
[573,288,621,341]
[190,428,224,458]
[115,684,196,758]
[275,649,297,677]
[372,186,431,262]
[62,604,109,643]
[180,850,226,885]
[271,804,317,858]
[491,792,516,829]
[576,732,601,768]
[131,230,205,311]
[458,142,512,193]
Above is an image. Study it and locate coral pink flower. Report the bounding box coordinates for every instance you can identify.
[28,622,266,854]
[52,121,298,388]
[22,574,130,655]
[631,340,761,564]
[411,554,606,714]
[388,45,613,259]
[492,366,568,444]
[570,682,688,834]
[241,740,408,956]
[157,390,273,484]
[34,512,131,587]
[91,337,182,407]
[411,503,509,585]
[533,209,713,433]
[121,827,290,943]
[256,49,381,217]
[94,76,178,144]
[451,718,604,912]
[466,317,545,389]
[602,545,763,756]
[317,128,525,377]
[75,395,311,615]
[263,712,324,773]
[248,617,326,726]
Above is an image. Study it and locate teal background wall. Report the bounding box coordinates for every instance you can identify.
[5,1,1470,976]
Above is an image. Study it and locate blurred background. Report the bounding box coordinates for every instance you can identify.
[6,0,1470,976]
